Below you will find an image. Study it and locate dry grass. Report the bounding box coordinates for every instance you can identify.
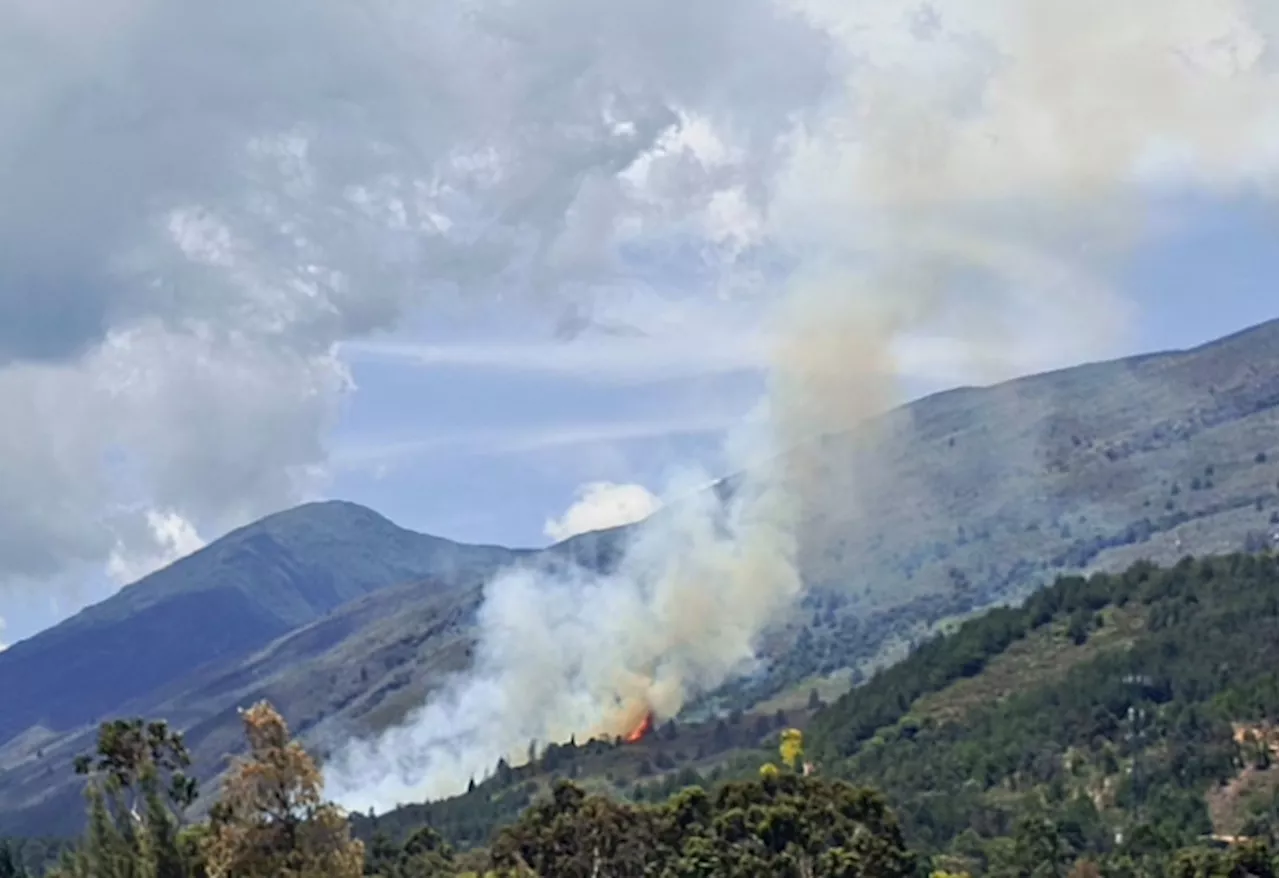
[1206,763,1279,838]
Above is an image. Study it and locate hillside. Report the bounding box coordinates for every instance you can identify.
[350,552,1278,877]
[735,319,1278,707]
[0,319,1275,838]
[804,551,1279,873]
[0,503,524,829]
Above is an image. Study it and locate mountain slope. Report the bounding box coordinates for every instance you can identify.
[155,319,1280,781]
[0,501,524,747]
[0,319,1275,838]
[802,552,1279,871]
[727,317,1279,705]
[348,551,1278,871]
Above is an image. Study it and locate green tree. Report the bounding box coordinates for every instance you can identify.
[490,774,916,878]
[72,719,198,821]
[50,719,201,878]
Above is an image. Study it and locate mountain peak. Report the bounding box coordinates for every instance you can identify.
[217,499,412,549]
[0,499,521,748]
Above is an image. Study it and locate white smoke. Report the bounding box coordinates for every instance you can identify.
[327,465,802,808]
[323,0,1275,811]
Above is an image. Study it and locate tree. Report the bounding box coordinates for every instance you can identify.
[365,826,457,878]
[202,701,363,878]
[73,718,198,822]
[780,728,805,770]
[0,843,25,878]
[50,718,200,878]
[491,780,657,878]
[490,775,916,878]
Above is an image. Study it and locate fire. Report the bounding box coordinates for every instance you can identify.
[623,710,654,744]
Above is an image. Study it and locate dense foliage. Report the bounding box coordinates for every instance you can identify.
[10,553,1278,878]
[487,773,915,878]
[807,552,1279,875]
[349,712,791,851]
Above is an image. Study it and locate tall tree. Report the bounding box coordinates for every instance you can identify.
[52,718,200,878]
[73,719,198,822]
[202,701,364,878]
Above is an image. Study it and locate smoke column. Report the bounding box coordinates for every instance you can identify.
[324,0,1275,811]
[321,285,919,811]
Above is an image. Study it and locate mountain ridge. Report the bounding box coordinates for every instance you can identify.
[0,500,527,747]
[0,317,1275,837]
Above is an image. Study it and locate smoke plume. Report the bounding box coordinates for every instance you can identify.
[324,0,1274,811]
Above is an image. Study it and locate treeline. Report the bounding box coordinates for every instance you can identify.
[808,563,1172,762]
[9,719,920,877]
[364,767,917,878]
[363,552,1279,876]
[804,552,1279,874]
[6,553,1278,878]
[361,728,914,876]
[351,710,795,850]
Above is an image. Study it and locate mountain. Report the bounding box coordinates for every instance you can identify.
[0,501,524,750]
[724,317,1279,705]
[0,319,1275,838]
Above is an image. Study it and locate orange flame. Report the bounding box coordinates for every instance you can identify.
[623,710,654,744]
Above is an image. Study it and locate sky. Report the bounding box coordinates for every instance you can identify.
[0,0,1275,649]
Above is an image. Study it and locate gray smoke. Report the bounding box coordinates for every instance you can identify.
[323,0,1276,812]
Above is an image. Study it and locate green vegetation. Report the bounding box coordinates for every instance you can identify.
[7,553,1278,877]
[485,772,914,878]
[14,704,364,878]
[361,553,1280,877]
[0,839,71,878]
[806,552,1279,875]
[6,320,1275,837]
[350,710,795,850]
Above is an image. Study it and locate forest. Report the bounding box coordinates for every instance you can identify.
[1,552,1276,877]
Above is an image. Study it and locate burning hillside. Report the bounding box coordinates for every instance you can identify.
[623,711,654,744]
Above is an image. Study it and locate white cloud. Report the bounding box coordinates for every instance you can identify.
[341,334,771,386]
[342,291,780,385]
[0,0,832,593]
[0,319,342,583]
[106,509,206,586]
[332,411,740,474]
[543,481,663,541]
